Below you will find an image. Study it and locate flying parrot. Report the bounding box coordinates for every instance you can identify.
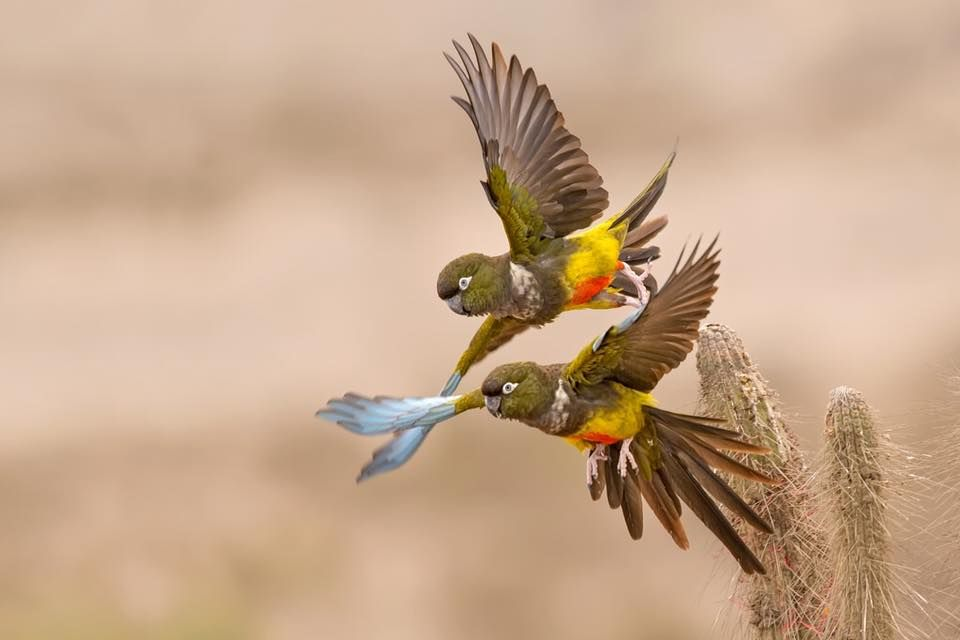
[318,239,778,573]
[367,35,675,477]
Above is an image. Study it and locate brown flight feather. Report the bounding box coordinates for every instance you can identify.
[446,34,608,246]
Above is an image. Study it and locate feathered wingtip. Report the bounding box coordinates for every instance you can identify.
[608,148,677,232]
[611,234,720,336]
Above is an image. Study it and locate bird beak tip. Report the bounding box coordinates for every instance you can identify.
[444,294,468,316]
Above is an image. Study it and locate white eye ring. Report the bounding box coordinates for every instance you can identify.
[458,276,472,291]
[502,382,517,395]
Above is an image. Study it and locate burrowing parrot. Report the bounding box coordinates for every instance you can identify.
[318,239,777,573]
[368,35,675,478]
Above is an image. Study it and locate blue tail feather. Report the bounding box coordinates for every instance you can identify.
[317,392,464,481]
[356,426,432,482]
[316,394,457,436]
[440,371,462,397]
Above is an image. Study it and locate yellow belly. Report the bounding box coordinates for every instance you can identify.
[564,386,656,451]
[563,223,624,289]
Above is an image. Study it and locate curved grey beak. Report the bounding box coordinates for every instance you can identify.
[445,293,466,316]
[484,395,502,417]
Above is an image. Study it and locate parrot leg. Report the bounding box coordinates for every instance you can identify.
[586,444,609,485]
[619,262,651,308]
[591,291,645,312]
[617,437,639,477]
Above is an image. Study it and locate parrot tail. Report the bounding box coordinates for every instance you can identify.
[356,426,433,483]
[316,390,485,482]
[590,406,776,575]
[618,215,667,265]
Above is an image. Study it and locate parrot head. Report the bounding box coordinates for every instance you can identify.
[481,362,553,420]
[436,253,507,316]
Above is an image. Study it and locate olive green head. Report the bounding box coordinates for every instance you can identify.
[481,362,553,420]
[436,253,506,316]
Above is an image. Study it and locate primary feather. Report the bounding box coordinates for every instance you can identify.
[446,34,608,258]
[564,236,721,390]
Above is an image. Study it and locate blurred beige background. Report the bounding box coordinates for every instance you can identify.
[2,1,959,638]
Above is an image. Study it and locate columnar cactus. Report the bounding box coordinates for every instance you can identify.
[697,324,828,640]
[822,387,896,640]
[931,375,960,637]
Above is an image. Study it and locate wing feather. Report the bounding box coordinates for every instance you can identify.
[564,237,721,392]
[447,35,608,259]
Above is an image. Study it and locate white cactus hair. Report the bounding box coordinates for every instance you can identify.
[819,386,929,640]
[925,372,960,637]
[697,324,828,640]
[698,325,944,640]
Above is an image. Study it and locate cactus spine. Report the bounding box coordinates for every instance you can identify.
[822,387,896,640]
[697,324,827,640]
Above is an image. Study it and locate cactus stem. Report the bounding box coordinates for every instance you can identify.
[697,324,828,640]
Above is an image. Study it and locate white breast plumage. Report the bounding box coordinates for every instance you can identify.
[508,262,543,319]
[544,379,571,432]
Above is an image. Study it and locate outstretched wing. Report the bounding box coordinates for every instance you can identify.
[564,237,720,391]
[446,35,608,262]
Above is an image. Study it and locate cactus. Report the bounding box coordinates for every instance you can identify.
[821,387,896,640]
[697,324,828,640]
[929,374,960,637]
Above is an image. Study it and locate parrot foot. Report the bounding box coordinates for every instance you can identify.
[617,437,638,477]
[619,262,651,307]
[620,295,645,310]
[586,444,609,485]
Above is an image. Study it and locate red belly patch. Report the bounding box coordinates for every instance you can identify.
[570,274,615,305]
[579,431,620,445]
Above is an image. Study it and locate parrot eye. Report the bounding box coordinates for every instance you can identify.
[502,382,517,395]
[458,276,472,291]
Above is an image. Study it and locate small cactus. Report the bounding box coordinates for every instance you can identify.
[822,387,896,640]
[697,324,828,640]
